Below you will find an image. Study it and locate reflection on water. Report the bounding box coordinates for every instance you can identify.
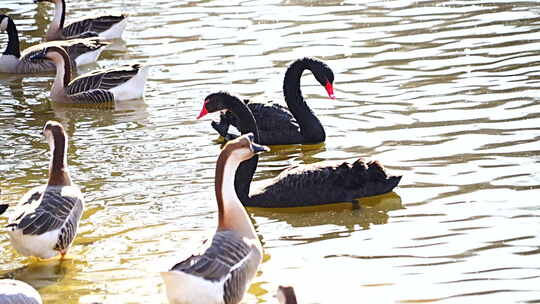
[1,0,540,303]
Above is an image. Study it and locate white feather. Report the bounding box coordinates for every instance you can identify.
[99,18,128,40]
[74,47,105,66]
[110,65,150,101]
[7,228,60,259]
[161,271,225,304]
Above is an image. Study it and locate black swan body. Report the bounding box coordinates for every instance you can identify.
[198,92,402,208]
[208,57,335,145]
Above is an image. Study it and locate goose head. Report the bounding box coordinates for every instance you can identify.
[29,45,68,64]
[42,120,66,148]
[276,285,298,304]
[305,58,335,99]
[223,132,269,161]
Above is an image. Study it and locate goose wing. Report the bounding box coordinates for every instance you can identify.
[7,186,84,241]
[63,15,126,38]
[67,64,142,93]
[70,89,115,104]
[171,230,260,303]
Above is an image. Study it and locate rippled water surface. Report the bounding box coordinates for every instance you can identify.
[1,0,540,303]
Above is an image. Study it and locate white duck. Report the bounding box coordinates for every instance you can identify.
[5,121,84,259]
[161,133,267,304]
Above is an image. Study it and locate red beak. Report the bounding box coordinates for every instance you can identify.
[197,100,209,119]
[325,81,335,99]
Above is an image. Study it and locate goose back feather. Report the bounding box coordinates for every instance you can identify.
[0,279,42,304]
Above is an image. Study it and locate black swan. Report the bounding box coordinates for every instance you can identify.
[198,92,402,208]
[205,57,335,145]
[161,134,266,304]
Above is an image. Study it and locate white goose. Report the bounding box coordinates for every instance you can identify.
[30,46,149,104]
[0,279,43,304]
[35,0,127,41]
[0,14,108,74]
[5,121,84,259]
[161,134,267,304]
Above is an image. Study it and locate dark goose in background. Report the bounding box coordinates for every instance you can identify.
[277,286,298,304]
[198,92,402,208]
[208,57,335,145]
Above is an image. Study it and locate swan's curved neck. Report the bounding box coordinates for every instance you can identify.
[2,17,20,58]
[283,59,325,143]
[215,148,257,240]
[47,130,72,186]
[223,96,259,203]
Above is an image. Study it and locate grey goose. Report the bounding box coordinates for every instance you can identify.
[30,46,149,104]
[161,134,267,304]
[0,14,108,74]
[35,0,127,41]
[5,121,84,259]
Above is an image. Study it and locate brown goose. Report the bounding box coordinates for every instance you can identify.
[209,57,335,145]
[198,92,402,208]
[5,121,84,259]
[30,46,149,104]
[35,0,127,41]
[0,14,108,74]
[276,286,298,304]
[0,279,42,304]
[161,134,267,304]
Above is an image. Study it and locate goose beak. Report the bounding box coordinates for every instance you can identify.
[197,100,209,119]
[325,81,336,99]
[250,142,270,154]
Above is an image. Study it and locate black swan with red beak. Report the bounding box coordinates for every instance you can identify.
[198,92,402,208]
[205,57,335,145]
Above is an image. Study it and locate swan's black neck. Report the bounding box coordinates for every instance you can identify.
[222,95,259,204]
[283,58,326,143]
[2,17,21,58]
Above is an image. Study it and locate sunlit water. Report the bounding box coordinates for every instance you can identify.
[1,0,540,303]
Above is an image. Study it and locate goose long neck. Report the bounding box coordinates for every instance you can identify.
[225,96,259,203]
[283,59,325,143]
[51,50,72,91]
[3,17,20,58]
[47,131,72,186]
[45,0,65,40]
[215,149,257,240]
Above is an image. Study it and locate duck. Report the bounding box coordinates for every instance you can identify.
[30,45,149,104]
[34,0,127,41]
[208,57,335,145]
[161,133,267,304]
[198,92,402,208]
[0,14,108,74]
[5,121,84,259]
[276,286,297,304]
[0,279,42,304]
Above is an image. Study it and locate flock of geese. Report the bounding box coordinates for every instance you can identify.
[0,1,402,303]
